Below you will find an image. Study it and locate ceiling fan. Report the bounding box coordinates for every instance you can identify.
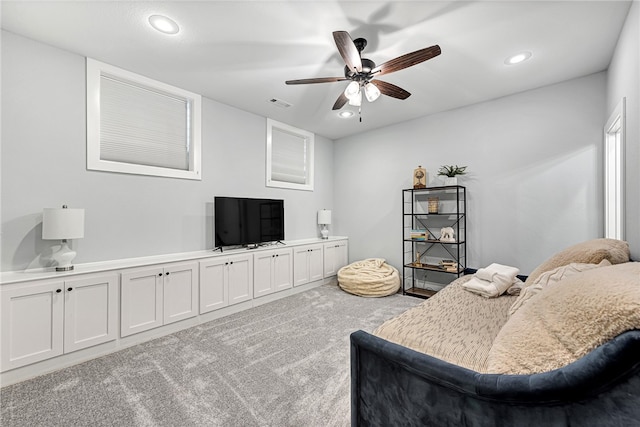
[286,31,441,117]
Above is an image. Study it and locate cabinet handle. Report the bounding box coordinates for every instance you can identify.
[166,272,170,276]
[230,261,233,265]
[158,273,163,277]
[56,289,62,293]
[67,287,73,292]
[225,262,229,265]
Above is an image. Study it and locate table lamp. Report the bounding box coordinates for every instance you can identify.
[42,205,85,271]
[318,209,332,239]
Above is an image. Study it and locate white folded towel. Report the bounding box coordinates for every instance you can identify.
[463,263,521,298]
[475,263,520,282]
[462,277,505,298]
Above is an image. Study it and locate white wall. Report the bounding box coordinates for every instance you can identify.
[1,31,334,271]
[334,73,606,275]
[607,0,639,260]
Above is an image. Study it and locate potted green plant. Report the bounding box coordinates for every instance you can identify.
[437,165,467,186]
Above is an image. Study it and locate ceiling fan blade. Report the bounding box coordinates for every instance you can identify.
[286,77,347,85]
[372,45,441,76]
[371,80,411,100]
[332,92,349,110]
[333,31,363,73]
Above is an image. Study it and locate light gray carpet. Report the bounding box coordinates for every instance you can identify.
[1,284,422,427]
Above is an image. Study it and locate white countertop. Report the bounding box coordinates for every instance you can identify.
[1,236,348,285]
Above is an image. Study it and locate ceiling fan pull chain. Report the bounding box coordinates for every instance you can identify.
[359,106,362,122]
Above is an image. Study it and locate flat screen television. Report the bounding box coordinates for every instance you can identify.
[214,197,285,248]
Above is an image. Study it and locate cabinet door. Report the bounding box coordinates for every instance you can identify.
[308,246,325,283]
[64,273,118,353]
[200,257,228,314]
[293,246,311,287]
[163,262,198,325]
[323,243,338,277]
[121,266,164,337]
[253,252,274,297]
[324,241,348,277]
[336,242,349,272]
[227,253,253,305]
[273,249,293,292]
[1,281,64,371]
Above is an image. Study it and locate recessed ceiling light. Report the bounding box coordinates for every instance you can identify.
[338,111,354,118]
[505,51,532,65]
[148,15,180,35]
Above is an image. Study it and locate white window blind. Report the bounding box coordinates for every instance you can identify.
[271,127,308,184]
[87,58,202,180]
[266,119,314,191]
[100,75,190,171]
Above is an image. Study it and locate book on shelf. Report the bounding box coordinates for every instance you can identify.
[410,229,427,240]
[439,259,459,272]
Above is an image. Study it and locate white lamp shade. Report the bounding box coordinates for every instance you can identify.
[344,81,360,100]
[348,91,362,107]
[317,209,332,225]
[42,207,85,240]
[364,82,381,102]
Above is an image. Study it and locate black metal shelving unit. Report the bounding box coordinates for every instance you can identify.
[402,186,466,298]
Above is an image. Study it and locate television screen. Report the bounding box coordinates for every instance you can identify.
[214,197,284,247]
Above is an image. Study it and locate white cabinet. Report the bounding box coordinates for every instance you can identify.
[323,240,349,277]
[120,261,198,337]
[293,244,324,287]
[0,273,118,372]
[200,253,253,314]
[253,247,293,298]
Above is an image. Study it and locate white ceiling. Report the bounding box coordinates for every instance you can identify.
[1,1,632,140]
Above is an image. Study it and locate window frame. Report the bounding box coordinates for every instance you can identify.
[266,118,314,191]
[86,58,202,180]
[604,98,626,240]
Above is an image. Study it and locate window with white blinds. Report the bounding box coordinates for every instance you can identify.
[266,119,314,191]
[87,58,202,180]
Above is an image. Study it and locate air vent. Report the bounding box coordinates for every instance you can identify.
[268,98,293,108]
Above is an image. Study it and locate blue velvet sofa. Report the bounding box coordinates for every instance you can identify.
[350,239,640,426]
[351,329,640,426]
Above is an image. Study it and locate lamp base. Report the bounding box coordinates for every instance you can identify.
[51,240,77,272]
[320,228,329,239]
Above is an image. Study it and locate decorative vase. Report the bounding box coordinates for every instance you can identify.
[428,197,439,214]
[444,176,458,186]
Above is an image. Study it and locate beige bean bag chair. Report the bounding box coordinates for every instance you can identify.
[338,258,400,297]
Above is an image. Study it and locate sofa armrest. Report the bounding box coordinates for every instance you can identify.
[350,329,640,426]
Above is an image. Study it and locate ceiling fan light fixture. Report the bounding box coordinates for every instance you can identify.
[364,82,381,102]
[344,81,360,100]
[348,91,362,107]
[148,15,180,35]
[338,111,354,118]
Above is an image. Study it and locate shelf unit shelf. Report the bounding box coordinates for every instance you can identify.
[404,287,437,299]
[403,185,467,298]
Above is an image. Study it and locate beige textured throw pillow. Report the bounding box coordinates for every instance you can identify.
[487,262,640,375]
[525,238,629,286]
[508,259,611,316]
